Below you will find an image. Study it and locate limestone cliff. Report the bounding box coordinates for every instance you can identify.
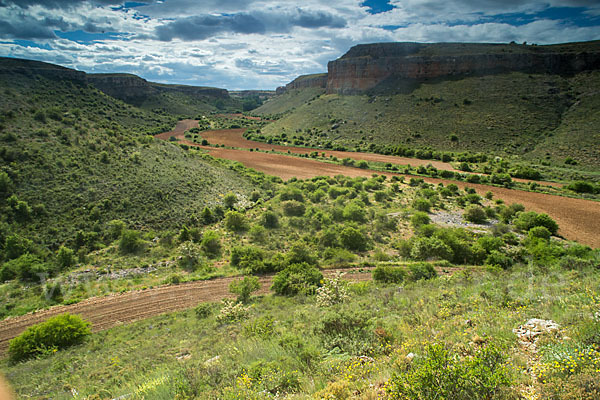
[326,41,600,94]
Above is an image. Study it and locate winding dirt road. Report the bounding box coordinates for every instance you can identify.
[160,120,600,248]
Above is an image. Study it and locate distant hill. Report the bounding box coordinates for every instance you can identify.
[255,41,600,169]
[0,57,243,115]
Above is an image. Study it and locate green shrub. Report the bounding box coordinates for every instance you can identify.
[464,205,487,224]
[410,212,431,228]
[315,307,373,355]
[200,230,221,257]
[386,343,512,399]
[342,200,367,222]
[106,219,126,240]
[8,314,91,363]
[194,303,213,319]
[229,275,261,303]
[119,230,144,254]
[412,198,432,212]
[410,237,453,262]
[373,265,406,283]
[514,211,558,235]
[567,181,597,194]
[4,233,32,260]
[408,262,438,281]
[340,226,369,252]
[230,246,277,274]
[224,211,248,232]
[271,262,322,296]
[178,242,204,271]
[0,253,49,283]
[0,171,12,197]
[282,200,305,217]
[261,210,279,228]
[528,226,551,240]
[223,192,238,209]
[486,251,514,270]
[56,246,75,271]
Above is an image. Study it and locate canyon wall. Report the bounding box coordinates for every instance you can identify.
[326,41,600,94]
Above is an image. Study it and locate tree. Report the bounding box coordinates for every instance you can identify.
[56,246,75,271]
[223,192,238,209]
[229,276,260,303]
[201,230,221,257]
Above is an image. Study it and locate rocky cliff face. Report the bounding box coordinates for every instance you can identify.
[326,41,600,94]
[88,74,229,103]
[277,73,328,94]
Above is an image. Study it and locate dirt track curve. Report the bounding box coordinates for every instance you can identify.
[0,269,380,354]
[160,120,600,248]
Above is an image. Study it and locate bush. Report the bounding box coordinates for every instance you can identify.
[513,211,559,235]
[56,246,75,271]
[410,211,431,228]
[282,200,305,217]
[261,210,279,228]
[223,192,238,209]
[0,170,12,197]
[107,219,126,240]
[528,226,551,240]
[9,314,91,363]
[386,343,512,399]
[194,303,213,319]
[4,233,33,260]
[224,210,248,232]
[410,237,453,262]
[216,299,250,323]
[316,272,349,307]
[271,263,323,296]
[373,265,406,283]
[0,254,49,283]
[200,230,221,257]
[119,230,144,254]
[342,200,367,222]
[229,275,261,303]
[413,198,432,212]
[408,262,438,281]
[178,242,204,271]
[464,205,487,224]
[340,226,369,252]
[315,307,373,355]
[567,181,596,194]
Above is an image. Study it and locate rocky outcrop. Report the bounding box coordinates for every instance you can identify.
[326,41,600,94]
[88,74,229,103]
[277,73,327,94]
[0,57,86,84]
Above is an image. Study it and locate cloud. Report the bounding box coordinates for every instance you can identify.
[0,0,124,9]
[155,9,346,41]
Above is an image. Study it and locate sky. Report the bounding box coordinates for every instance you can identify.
[0,0,599,90]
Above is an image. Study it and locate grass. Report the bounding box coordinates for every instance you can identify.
[255,71,600,169]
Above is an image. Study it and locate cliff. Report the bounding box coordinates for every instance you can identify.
[326,41,600,94]
[276,73,328,94]
[88,74,229,103]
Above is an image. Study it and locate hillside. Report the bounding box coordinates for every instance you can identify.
[255,44,600,169]
[0,58,256,262]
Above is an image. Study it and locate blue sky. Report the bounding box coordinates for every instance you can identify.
[0,0,599,89]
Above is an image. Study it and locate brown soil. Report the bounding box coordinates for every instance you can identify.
[0,269,373,355]
[156,123,599,248]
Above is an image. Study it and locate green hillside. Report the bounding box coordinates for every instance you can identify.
[0,62,255,260]
[254,87,325,116]
[256,71,600,169]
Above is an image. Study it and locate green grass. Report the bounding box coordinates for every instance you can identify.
[256,71,600,169]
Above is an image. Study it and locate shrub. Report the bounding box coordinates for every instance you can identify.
[200,230,221,257]
[0,253,49,283]
[282,200,305,217]
[342,200,367,222]
[223,192,238,209]
[8,314,91,363]
[4,234,33,260]
[194,303,213,319]
[271,263,323,296]
[316,272,349,307]
[464,205,487,224]
[0,171,12,197]
[373,265,406,284]
[513,211,559,235]
[410,212,431,228]
[119,230,144,254]
[230,246,276,274]
[178,242,204,271]
[315,307,373,355]
[410,237,453,262]
[216,299,250,323]
[408,262,438,281]
[107,219,126,240]
[224,211,248,232]
[261,210,279,228]
[412,198,432,212]
[529,226,551,240]
[486,251,514,270]
[229,275,261,303]
[566,181,596,194]
[386,343,512,399]
[340,226,369,252]
[56,246,75,271]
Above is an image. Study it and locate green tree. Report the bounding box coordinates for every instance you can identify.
[224,211,248,232]
[340,226,369,252]
[119,230,144,254]
[271,263,323,296]
[201,230,221,257]
[56,246,75,271]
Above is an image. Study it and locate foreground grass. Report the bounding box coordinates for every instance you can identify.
[2,265,599,399]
